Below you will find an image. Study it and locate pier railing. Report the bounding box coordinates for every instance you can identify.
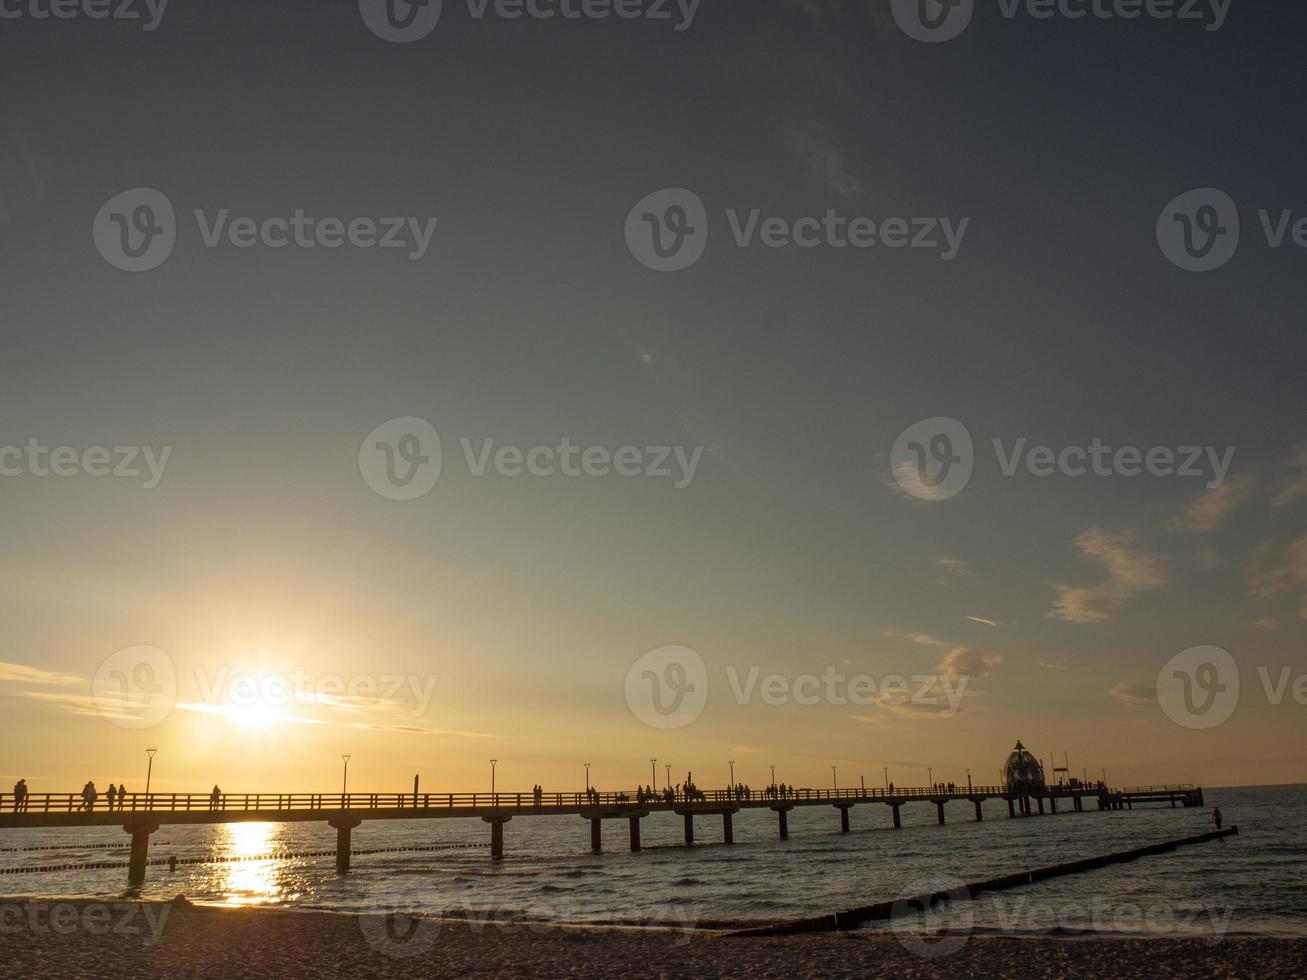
[0,783,1066,815]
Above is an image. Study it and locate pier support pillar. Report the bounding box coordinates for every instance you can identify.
[1007,798,1016,818]
[1037,798,1045,816]
[1049,797,1057,815]
[328,818,362,873]
[123,821,159,888]
[629,816,641,853]
[723,811,734,845]
[936,801,946,825]
[481,815,510,860]
[836,805,851,833]
[974,800,983,822]
[683,813,694,846]
[591,818,602,854]
[773,807,790,838]
[891,804,902,829]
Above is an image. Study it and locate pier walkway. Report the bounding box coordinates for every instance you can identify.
[0,782,1204,886]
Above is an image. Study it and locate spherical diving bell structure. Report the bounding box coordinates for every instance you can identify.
[1003,740,1046,794]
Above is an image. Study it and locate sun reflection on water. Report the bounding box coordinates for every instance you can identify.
[214,822,288,907]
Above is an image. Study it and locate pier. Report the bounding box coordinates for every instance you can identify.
[0,780,1203,887]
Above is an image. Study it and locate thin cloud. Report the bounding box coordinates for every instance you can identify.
[882,629,948,648]
[1169,476,1256,533]
[0,662,81,686]
[17,689,140,723]
[175,702,327,726]
[1273,446,1307,510]
[350,722,494,739]
[1247,534,1307,614]
[1109,683,1156,707]
[1253,617,1279,631]
[965,615,1001,628]
[938,646,1002,682]
[1049,529,1167,624]
[789,121,865,197]
[1037,661,1071,671]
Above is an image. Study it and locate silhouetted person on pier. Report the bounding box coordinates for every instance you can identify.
[106,783,117,810]
[12,779,27,812]
[1213,807,1223,831]
[117,785,127,810]
[209,785,222,810]
[79,781,97,812]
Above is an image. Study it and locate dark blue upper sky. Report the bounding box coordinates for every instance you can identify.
[0,0,1304,789]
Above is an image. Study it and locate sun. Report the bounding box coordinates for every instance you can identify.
[226,701,285,729]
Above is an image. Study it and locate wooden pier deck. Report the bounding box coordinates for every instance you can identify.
[0,782,1204,886]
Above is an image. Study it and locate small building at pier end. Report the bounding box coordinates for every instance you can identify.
[1003,740,1046,794]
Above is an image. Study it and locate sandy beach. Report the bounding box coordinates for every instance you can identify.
[2,898,1304,979]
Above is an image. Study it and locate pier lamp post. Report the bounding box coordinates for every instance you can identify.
[831,766,837,793]
[883,767,889,790]
[728,760,735,786]
[664,764,671,790]
[490,759,497,796]
[144,748,157,795]
[584,762,591,791]
[928,767,934,789]
[650,758,657,787]
[341,754,351,796]
[967,769,972,792]
[770,764,776,787]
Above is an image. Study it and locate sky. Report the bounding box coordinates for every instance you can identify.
[1,0,1305,796]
